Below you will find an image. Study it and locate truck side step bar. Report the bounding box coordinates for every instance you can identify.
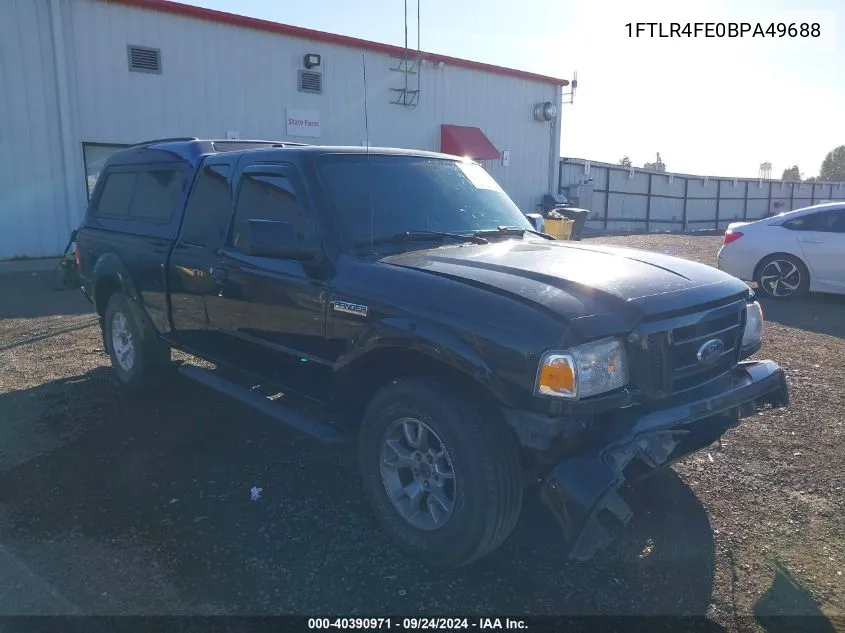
[178,364,348,445]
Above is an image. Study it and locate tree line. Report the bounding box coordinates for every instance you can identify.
[616,146,845,183]
[780,146,845,182]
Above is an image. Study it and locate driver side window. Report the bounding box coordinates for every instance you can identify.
[230,171,308,252]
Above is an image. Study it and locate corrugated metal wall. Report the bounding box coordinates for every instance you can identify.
[559,158,845,233]
[0,0,83,259]
[0,0,558,259]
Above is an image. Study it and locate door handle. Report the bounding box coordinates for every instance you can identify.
[210,266,228,283]
[799,238,823,244]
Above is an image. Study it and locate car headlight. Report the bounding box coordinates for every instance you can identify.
[742,301,764,349]
[535,337,629,400]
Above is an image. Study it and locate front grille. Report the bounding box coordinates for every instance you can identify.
[629,299,746,399]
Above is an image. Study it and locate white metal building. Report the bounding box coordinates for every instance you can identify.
[0,0,567,259]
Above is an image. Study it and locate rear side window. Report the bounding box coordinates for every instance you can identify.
[231,173,303,252]
[93,172,137,218]
[181,164,232,247]
[783,210,844,232]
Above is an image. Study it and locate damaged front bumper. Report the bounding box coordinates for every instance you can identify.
[540,359,789,561]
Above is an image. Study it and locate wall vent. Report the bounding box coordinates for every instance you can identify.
[298,70,322,94]
[128,45,162,74]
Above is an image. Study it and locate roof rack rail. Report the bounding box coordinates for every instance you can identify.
[209,139,310,146]
[209,140,313,152]
[126,137,200,149]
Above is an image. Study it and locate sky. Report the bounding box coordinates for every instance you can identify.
[184,0,844,179]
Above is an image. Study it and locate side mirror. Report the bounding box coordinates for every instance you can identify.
[245,219,320,261]
[524,213,545,233]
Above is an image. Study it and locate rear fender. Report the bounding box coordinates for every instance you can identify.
[91,254,157,343]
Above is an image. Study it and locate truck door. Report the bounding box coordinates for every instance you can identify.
[168,155,237,352]
[203,163,331,400]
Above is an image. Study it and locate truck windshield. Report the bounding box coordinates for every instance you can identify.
[316,155,533,248]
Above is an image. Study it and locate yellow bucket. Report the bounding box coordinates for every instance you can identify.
[544,218,574,240]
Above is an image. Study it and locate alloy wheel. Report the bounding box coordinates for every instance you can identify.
[759,260,802,297]
[111,311,136,371]
[379,417,456,530]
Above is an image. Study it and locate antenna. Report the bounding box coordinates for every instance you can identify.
[363,53,374,253]
[363,53,370,149]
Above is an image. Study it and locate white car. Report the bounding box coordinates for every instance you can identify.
[716,202,845,299]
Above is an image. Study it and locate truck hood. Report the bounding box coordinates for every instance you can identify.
[382,239,750,336]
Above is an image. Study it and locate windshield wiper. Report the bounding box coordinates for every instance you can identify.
[355,231,488,247]
[471,226,555,240]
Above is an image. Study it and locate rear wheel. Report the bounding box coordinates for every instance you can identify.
[754,254,810,299]
[358,377,523,568]
[103,293,170,386]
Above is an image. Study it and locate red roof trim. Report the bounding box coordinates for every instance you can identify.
[105,0,569,86]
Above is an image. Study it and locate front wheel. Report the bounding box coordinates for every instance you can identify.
[754,254,810,300]
[358,377,523,568]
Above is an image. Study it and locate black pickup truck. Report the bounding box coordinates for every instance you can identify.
[77,138,789,569]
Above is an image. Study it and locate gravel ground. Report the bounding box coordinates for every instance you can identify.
[0,235,843,630]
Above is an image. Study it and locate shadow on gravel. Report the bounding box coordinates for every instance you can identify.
[759,294,845,339]
[754,564,837,633]
[0,367,719,616]
[0,271,93,319]
[0,317,99,353]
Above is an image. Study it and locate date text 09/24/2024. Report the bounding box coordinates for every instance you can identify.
[625,22,821,38]
[308,618,526,630]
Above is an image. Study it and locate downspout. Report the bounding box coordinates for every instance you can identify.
[548,83,563,196]
[50,0,79,244]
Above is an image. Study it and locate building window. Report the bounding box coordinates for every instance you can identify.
[82,142,130,200]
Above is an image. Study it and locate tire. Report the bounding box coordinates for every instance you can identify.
[754,254,810,300]
[103,293,170,387]
[358,377,523,568]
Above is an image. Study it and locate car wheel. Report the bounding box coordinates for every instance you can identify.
[103,293,170,386]
[358,377,523,569]
[754,254,810,300]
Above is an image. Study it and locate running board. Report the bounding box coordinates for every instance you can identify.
[178,364,348,445]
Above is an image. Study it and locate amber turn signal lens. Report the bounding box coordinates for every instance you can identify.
[538,356,575,395]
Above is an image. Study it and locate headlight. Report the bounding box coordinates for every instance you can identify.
[742,301,764,349]
[535,337,629,400]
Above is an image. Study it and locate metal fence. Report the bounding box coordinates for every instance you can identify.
[558,158,845,233]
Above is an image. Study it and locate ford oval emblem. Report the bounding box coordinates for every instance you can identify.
[696,339,725,364]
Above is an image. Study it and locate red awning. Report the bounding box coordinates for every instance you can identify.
[440,125,500,160]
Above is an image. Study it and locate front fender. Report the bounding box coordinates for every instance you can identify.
[334,316,514,408]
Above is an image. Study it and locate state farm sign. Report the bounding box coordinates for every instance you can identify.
[286,109,321,138]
